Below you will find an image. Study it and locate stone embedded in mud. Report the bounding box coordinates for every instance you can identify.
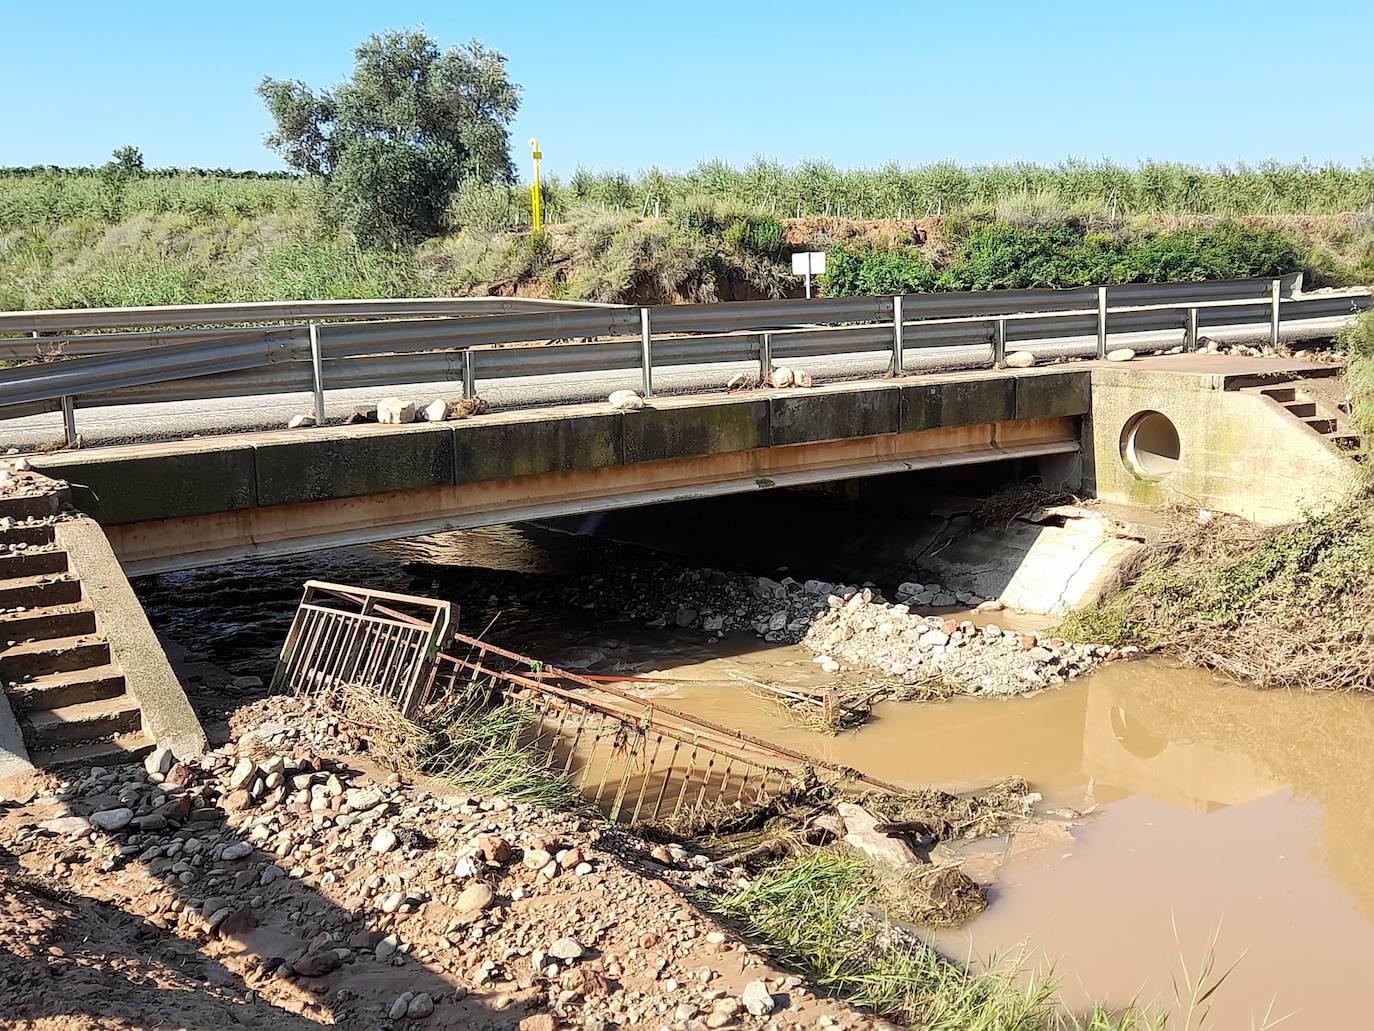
[90,808,133,832]
[292,950,341,977]
[548,936,585,961]
[371,828,398,853]
[741,980,776,1016]
[836,802,922,867]
[457,882,495,913]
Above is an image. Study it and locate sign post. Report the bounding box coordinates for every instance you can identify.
[529,138,543,233]
[791,250,827,299]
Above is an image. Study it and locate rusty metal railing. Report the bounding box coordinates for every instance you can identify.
[272,580,454,716]
[422,631,899,826]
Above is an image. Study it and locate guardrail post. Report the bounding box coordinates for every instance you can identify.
[1186,307,1199,351]
[992,318,1007,365]
[308,322,326,425]
[891,296,904,376]
[639,307,653,397]
[60,396,78,448]
[1270,278,1281,349]
[462,349,475,399]
[1096,286,1108,359]
[758,332,772,383]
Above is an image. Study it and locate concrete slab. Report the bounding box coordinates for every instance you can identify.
[623,399,769,464]
[769,385,900,445]
[453,411,622,482]
[253,423,456,506]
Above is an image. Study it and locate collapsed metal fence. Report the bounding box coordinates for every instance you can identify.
[274,582,896,824]
[422,632,900,825]
[271,580,454,716]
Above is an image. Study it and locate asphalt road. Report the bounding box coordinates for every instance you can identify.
[0,316,1355,452]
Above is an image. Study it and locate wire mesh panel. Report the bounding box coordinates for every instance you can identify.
[272,580,454,716]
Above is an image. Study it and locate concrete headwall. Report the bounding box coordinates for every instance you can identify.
[1084,366,1356,524]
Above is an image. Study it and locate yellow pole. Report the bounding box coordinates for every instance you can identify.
[529,137,543,233]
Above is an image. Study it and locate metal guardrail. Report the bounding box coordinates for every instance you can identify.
[0,295,624,336]
[1,276,1369,444]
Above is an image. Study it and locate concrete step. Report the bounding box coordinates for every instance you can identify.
[23,694,143,749]
[1261,386,1297,403]
[0,573,82,610]
[0,493,63,522]
[30,730,153,770]
[1333,433,1364,452]
[0,525,56,548]
[6,662,125,712]
[0,601,97,643]
[0,547,67,579]
[1305,418,1338,435]
[1283,401,1318,419]
[0,634,110,679]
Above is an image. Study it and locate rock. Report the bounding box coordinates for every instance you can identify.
[1106,347,1136,362]
[741,980,776,1016]
[793,368,813,387]
[228,757,256,791]
[222,841,252,861]
[976,599,1005,612]
[375,934,400,959]
[456,882,494,913]
[1003,350,1036,368]
[608,390,644,412]
[287,413,316,429]
[145,745,176,777]
[377,397,417,424]
[408,993,435,1018]
[232,675,263,690]
[90,807,134,832]
[548,937,585,961]
[344,786,384,812]
[260,865,285,885]
[519,1016,556,1031]
[421,399,450,422]
[766,365,795,388]
[389,993,414,1020]
[675,607,699,628]
[292,950,341,977]
[39,815,91,836]
[450,396,489,419]
[476,835,511,864]
[820,657,840,673]
[919,629,949,648]
[836,802,922,867]
[347,406,378,424]
[523,848,553,870]
[371,828,398,853]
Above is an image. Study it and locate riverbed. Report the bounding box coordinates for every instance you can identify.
[137,524,1374,1027]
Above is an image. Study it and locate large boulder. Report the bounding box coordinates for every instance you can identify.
[835,802,921,867]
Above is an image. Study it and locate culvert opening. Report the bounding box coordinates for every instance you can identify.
[1120,411,1180,478]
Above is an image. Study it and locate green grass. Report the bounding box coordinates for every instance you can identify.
[711,851,1156,1030]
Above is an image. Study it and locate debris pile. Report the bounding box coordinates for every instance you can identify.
[803,590,1125,695]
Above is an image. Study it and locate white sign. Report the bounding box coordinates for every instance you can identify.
[791,251,827,276]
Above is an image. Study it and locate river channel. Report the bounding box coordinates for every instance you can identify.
[138,522,1374,1028]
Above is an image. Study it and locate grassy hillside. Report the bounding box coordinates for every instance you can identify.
[2,165,1371,311]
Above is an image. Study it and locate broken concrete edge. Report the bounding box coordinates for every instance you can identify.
[53,517,206,760]
[0,693,34,783]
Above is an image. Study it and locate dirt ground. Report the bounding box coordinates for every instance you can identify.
[0,685,891,1031]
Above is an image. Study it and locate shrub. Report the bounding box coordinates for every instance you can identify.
[821,242,938,295]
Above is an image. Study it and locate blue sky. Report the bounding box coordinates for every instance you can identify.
[2,1,1368,177]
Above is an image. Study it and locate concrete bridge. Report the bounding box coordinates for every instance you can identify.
[27,355,1362,575]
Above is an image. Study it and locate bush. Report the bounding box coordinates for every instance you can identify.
[821,242,938,295]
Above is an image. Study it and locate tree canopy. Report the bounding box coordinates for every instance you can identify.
[258,29,520,246]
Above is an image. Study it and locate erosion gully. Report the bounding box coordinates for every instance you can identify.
[138,515,1374,1029]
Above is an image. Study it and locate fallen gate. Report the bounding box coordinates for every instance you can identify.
[276,583,896,825]
[271,580,454,716]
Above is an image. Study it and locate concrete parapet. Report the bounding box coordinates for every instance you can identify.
[254,423,455,506]
[454,409,622,481]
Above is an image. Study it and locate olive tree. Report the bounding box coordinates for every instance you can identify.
[258,29,520,247]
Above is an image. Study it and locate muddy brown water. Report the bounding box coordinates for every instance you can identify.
[138,525,1374,1028]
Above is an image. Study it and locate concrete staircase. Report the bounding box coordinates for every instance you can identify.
[0,515,153,768]
[1253,371,1365,460]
